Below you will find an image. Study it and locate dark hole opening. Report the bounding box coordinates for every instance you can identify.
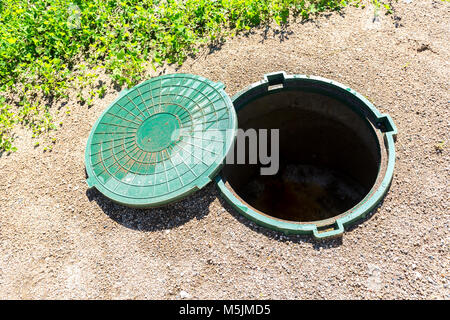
[222,89,382,223]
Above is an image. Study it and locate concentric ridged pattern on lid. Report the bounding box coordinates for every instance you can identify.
[85,74,237,207]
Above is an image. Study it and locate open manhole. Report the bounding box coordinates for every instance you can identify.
[85,71,396,239]
[216,72,397,238]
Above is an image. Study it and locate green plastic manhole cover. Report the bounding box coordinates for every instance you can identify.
[85,74,237,207]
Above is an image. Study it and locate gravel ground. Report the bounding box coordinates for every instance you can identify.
[0,1,449,299]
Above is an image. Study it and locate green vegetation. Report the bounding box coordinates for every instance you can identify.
[0,0,392,152]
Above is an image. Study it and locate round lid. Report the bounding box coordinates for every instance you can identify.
[85,73,237,207]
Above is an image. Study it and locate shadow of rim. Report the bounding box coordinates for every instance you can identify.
[86,184,217,232]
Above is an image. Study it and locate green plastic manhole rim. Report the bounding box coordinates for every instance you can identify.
[215,71,397,239]
[85,73,237,208]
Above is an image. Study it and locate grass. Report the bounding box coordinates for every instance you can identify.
[0,0,393,153]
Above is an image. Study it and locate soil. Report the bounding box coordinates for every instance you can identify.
[0,1,449,299]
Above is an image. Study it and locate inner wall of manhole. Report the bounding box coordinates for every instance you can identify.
[222,89,387,224]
